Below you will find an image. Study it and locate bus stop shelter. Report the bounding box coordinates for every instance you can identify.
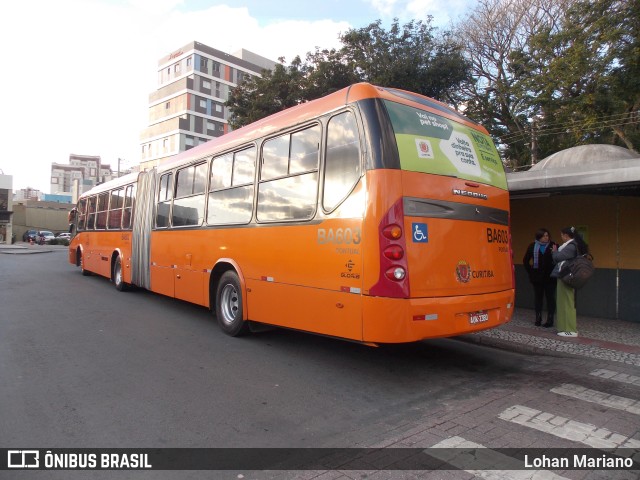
[506,144,640,323]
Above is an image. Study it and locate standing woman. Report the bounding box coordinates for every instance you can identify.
[552,226,589,337]
[522,228,557,327]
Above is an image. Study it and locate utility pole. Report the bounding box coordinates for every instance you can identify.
[530,119,538,165]
[117,158,123,178]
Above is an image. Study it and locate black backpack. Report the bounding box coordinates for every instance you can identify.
[560,254,595,290]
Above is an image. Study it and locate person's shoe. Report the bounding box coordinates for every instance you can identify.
[534,312,542,327]
[543,314,554,328]
[557,331,578,337]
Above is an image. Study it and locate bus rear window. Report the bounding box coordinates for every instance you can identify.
[384,100,507,189]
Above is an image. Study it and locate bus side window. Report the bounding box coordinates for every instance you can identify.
[87,196,97,230]
[107,188,124,229]
[95,193,109,230]
[323,111,361,211]
[173,162,207,227]
[77,198,87,231]
[207,147,255,225]
[156,172,173,228]
[123,184,135,230]
[257,125,320,222]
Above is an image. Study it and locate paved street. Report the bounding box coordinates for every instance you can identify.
[1,246,639,479]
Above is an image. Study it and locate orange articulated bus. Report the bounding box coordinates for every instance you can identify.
[68,83,515,345]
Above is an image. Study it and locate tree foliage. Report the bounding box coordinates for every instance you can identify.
[454,0,575,167]
[516,0,639,155]
[227,19,470,129]
[227,1,639,167]
[455,0,639,169]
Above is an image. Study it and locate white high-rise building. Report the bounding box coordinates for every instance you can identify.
[140,41,275,170]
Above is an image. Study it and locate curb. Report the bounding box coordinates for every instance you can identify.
[456,326,640,366]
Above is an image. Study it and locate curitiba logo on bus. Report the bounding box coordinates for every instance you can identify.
[456,260,471,283]
[455,260,495,283]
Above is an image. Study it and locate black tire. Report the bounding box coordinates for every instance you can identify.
[113,256,128,291]
[78,250,91,276]
[215,271,249,337]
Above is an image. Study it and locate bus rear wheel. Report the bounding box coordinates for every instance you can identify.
[215,271,249,337]
[113,256,128,291]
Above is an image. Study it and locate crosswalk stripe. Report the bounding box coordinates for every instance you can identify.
[590,368,640,386]
[551,383,640,415]
[431,436,568,479]
[498,405,640,449]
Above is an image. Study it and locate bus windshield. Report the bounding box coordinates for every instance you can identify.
[384,100,507,190]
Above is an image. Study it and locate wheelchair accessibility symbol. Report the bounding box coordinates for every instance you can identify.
[412,223,428,243]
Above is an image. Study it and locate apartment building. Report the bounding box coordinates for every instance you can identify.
[50,154,115,201]
[139,41,275,170]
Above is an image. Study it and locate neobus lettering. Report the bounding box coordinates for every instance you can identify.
[317,228,361,245]
[487,228,509,244]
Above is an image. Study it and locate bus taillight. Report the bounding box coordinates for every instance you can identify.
[382,224,402,240]
[383,245,404,260]
[368,199,411,298]
[385,267,406,281]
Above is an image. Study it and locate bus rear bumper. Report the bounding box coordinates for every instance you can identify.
[361,289,515,343]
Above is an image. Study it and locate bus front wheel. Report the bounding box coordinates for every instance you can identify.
[78,250,91,276]
[215,271,249,337]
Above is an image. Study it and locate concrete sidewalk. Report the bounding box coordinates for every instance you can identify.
[460,308,640,366]
[0,242,69,254]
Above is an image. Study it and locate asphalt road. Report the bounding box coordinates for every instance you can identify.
[2,249,638,480]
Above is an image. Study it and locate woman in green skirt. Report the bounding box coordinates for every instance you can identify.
[551,226,589,337]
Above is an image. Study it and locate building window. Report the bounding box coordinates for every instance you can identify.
[202,80,211,89]
[165,101,170,109]
[199,99,207,108]
[174,63,180,73]
[215,104,222,113]
[51,178,59,184]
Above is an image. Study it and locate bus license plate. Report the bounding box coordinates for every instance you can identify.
[469,311,489,325]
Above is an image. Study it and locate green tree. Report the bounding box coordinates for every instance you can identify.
[454,0,575,168]
[518,0,639,154]
[227,57,306,130]
[227,19,470,128]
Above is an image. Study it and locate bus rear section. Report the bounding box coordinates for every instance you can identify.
[360,92,515,343]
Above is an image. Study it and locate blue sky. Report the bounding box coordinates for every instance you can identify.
[1,0,473,193]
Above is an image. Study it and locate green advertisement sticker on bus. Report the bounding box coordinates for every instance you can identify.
[384,101,507,190]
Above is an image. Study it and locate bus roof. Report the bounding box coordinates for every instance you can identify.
[157,83,484,173]
[79,83,485,199]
